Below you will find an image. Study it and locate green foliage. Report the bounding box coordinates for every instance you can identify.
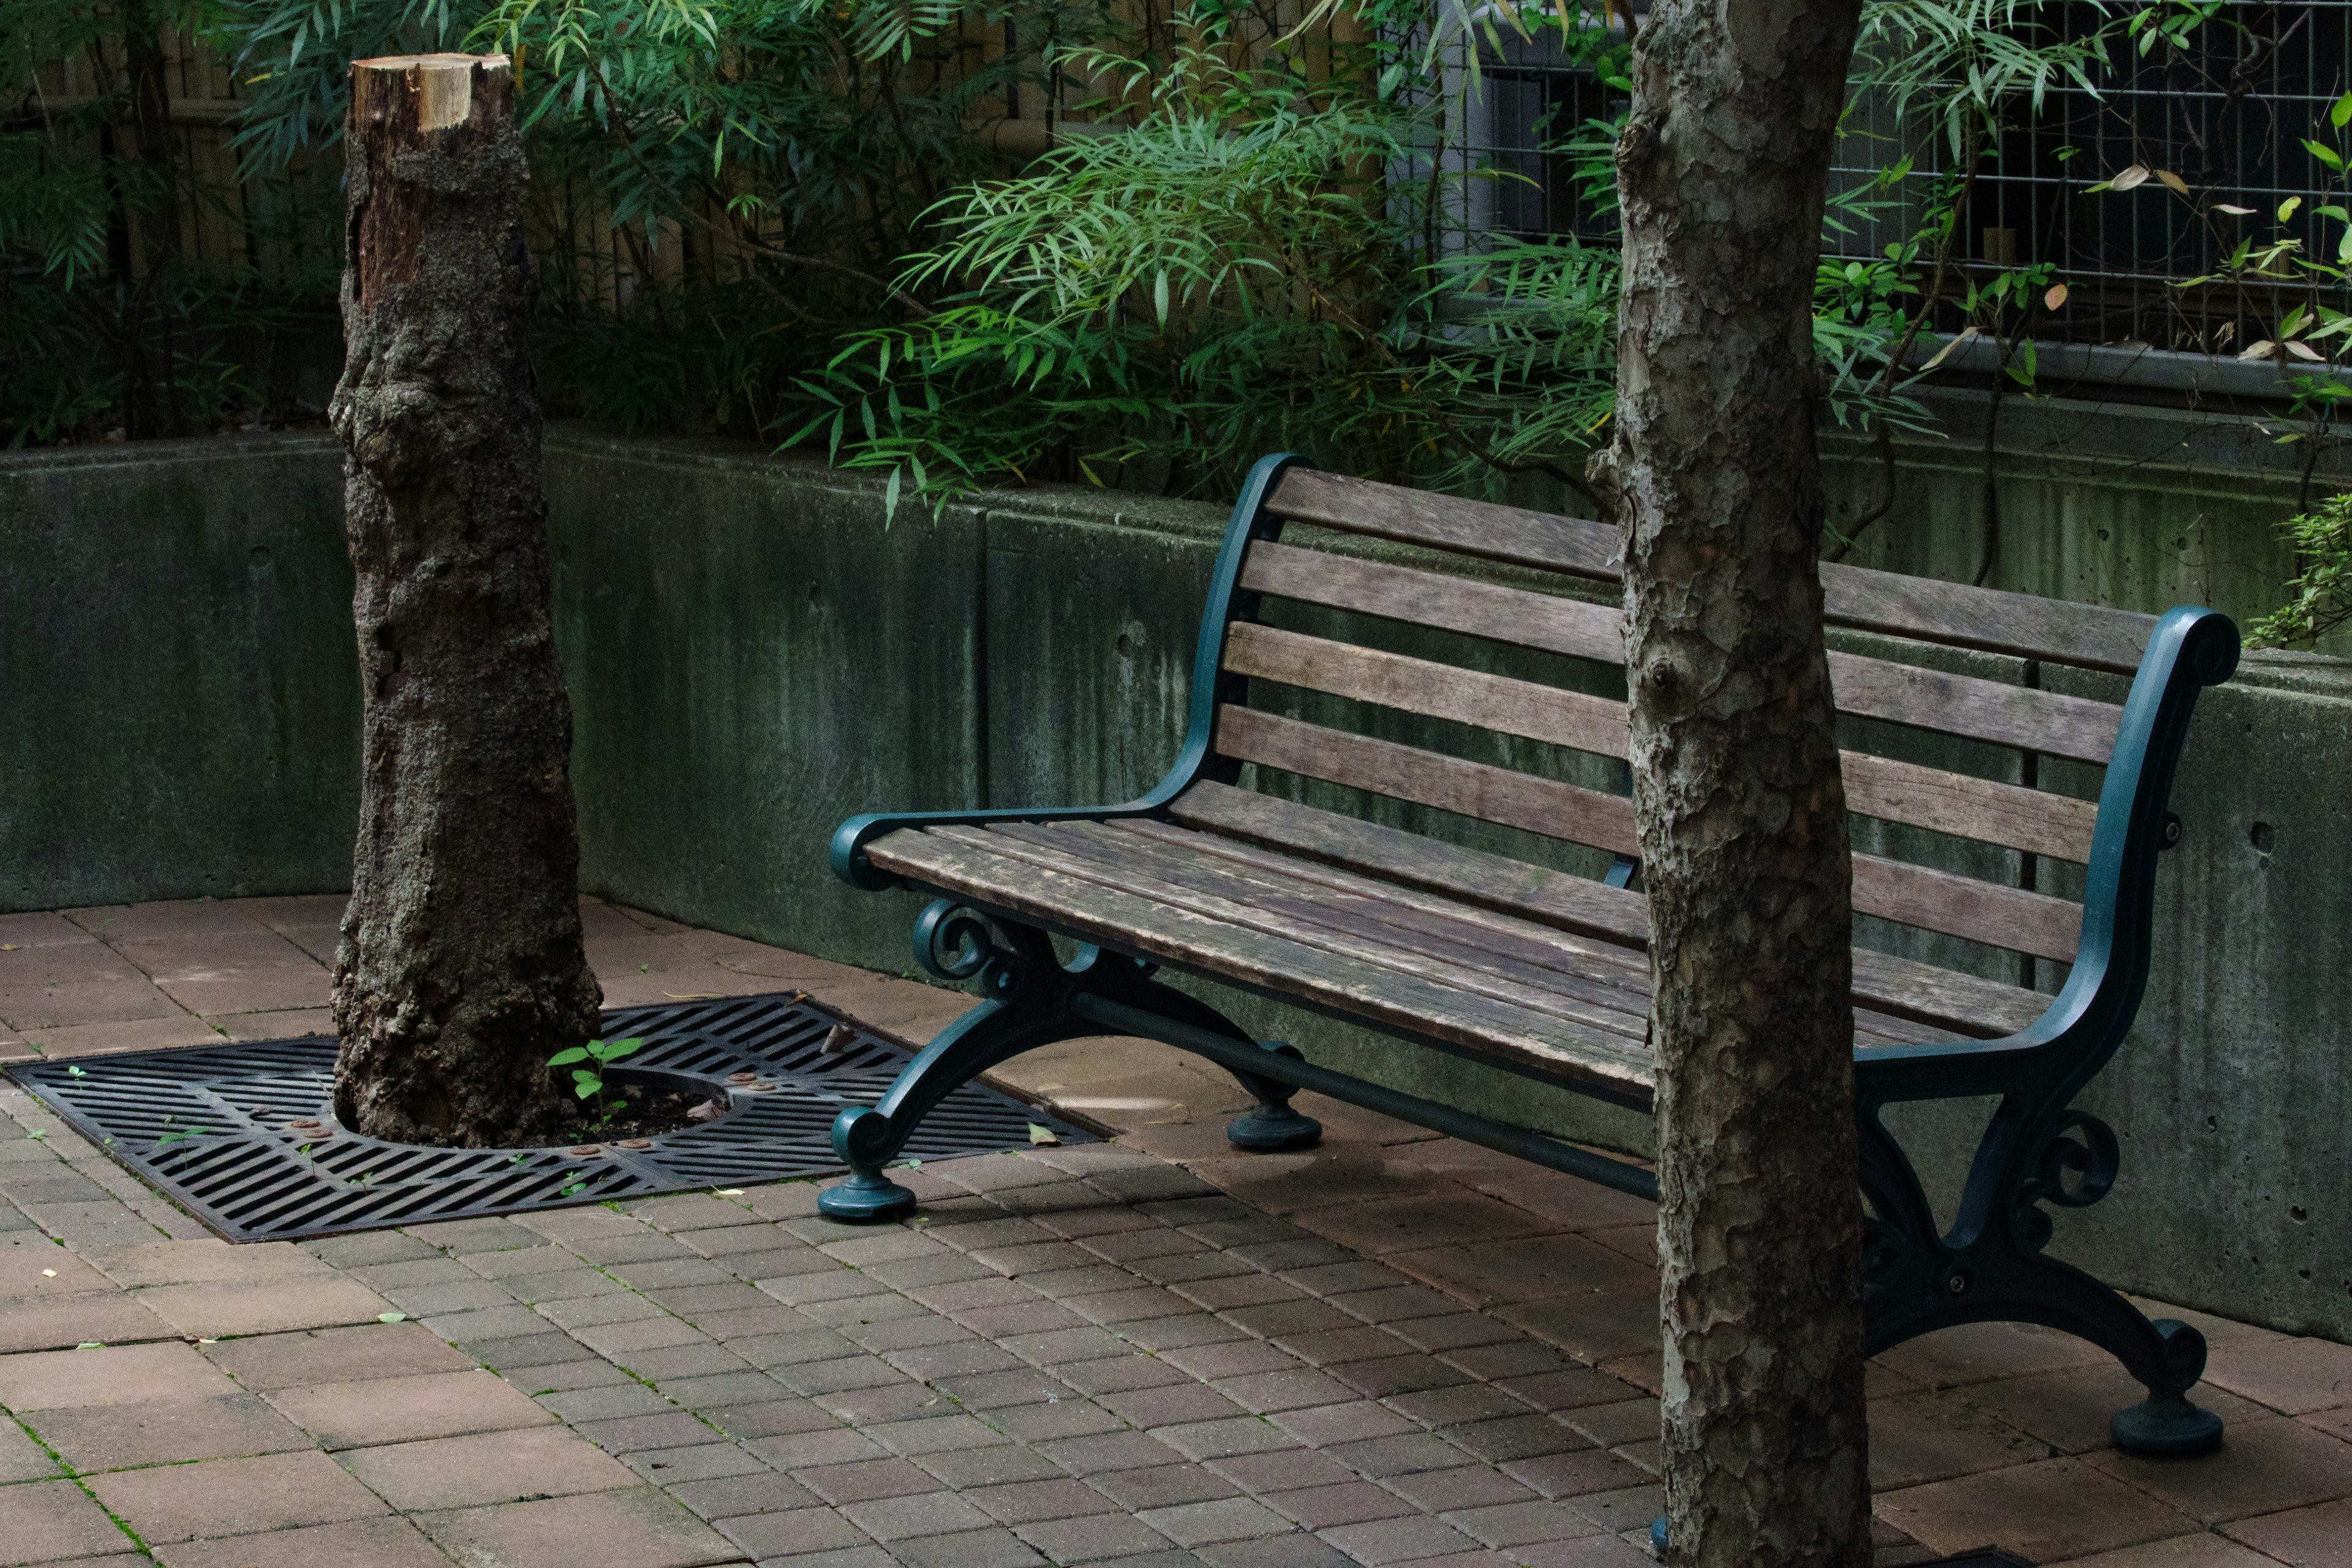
[549,1035,645,1124]
[2249,492,2352,649]
[2,1,339,445]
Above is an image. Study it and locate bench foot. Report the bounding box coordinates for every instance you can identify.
[2111,1385,2225,1455]
[1225,1102,1322,1152]
[817,1166,919,1222]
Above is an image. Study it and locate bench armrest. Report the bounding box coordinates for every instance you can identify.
[832,453,1310,892]
[1855,601,2239,1098]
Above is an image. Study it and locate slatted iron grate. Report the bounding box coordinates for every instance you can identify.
[7,992,1089,1243]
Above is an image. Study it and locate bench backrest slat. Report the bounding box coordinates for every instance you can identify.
[1225,621,2097,864]
[1242,540,2123,763]
[1268,467,2160,673]
[1216,703,2086,962]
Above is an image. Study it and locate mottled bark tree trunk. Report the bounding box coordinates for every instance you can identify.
[1590,2,1871,1564]
[329,55,598,1148]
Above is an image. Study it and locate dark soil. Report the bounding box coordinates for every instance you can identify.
[548,1077,724,1144]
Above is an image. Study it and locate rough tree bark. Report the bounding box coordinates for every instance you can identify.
[1589,2,1872,1564]
[329,55,599,1148]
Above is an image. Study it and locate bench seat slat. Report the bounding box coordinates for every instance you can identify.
[1242,543,2123,764]
[1167,780,2053,1038]
[1218,706,2084,962]
[861,826,1661,1104]
[968,821,1655,1041]
[1267,468,2158,673]
[1226,621,2098,862]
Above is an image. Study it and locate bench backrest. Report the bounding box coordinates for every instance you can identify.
[1178,455,2239,1041]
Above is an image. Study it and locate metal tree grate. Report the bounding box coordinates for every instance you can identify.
[6,992,1090,1243]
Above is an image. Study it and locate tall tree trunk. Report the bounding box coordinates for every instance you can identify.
[1592,2,1871,1564]
[330,55,598,1148]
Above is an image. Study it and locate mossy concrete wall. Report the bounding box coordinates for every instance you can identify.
[3,421,2347,1342]
[0,435,357,911]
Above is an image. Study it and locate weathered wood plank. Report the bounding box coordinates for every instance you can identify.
[1224,621,1629,758]
[1841,752,2097,864]
[1268,468,1621,576]
[1226,620,2099,861]
[1852,854,2081,963]
[1167,782,2054,1037]
[1266,468,2157,672]
[968,822,1654,1042]
[1214,704,1643,854]
[1828,652,2120,765]
[1241,540,1624,662]
[1242,540,2123,762]
[862,826,1660,1103]
[1055,819,1658,1014]
[1218,706,2084,957]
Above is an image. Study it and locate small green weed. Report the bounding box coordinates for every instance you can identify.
[549,1037,646,1126]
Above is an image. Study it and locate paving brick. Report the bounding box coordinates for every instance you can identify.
[744,1429,889,1470]
[148,1515,454,1568]
[1166,1340,1300,1382]
[574,1411,723,1453]
[1135,1496,1294,1547]
[540,1381,678,1422]
[413,1485,742,1567]
[1273,1403,1421,1447]
[1872,1320,2117,1392]
[1500,1447,1656,1501]
[1390,1313,1520,1355]
[29,1392,310,1472]
[2089,1415,2352,1525]
[1384,1463,1537,1512]
[1012,1512,1183,1562]
[891,1525,1048,1568]
[838,1488,995,1540]
[1261,1482,1419,1529]
[655,1371,793,1411]
[628,1343,764,1382]
[89,1449,389,1542]
[0,1419,62,1484]
[796,1457,938,1505]
[1211,1370,1358,1416]
[1439,1498,1607,1549]
[1875,1457,2201,1561]
[664,1470,816,1520]
[130,1275,395,1338]
[0,1477,135,1563]
[1104,1382,1249,1429]
[1193,1535,1355,1568]
[1118,1315,1253,1354]
[268,1368,559,1450]
[711,1505,870,1558]
[983,1401,1129,1438]
[1318,1513,1483,1564]
[201,1322,477,1391]
[2060,1537,2299,1568]
[0,1340,233,1410]
[306,1231,447,1271]
[0,1292,178,1354]
[338,1425,639,1510]
[968,1477,1124,1524]
[1326,1354,1471,1400]
[2203,1335,2352,1417]
[1091,1463,1245,1511]
[914,1443,1068,1488]
[2222,1497,2352,1566]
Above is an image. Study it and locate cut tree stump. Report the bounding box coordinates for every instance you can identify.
[328,53,599,1148]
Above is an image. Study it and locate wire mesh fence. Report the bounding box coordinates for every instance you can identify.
[1442,2,2352,352]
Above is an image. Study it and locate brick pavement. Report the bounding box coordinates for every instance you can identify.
[0,897,2347,1567]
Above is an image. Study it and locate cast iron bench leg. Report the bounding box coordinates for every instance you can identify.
[1858,1099,2223,1454]
[819,902,1319,1220]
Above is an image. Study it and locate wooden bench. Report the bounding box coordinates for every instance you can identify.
[823,454,2241,1455]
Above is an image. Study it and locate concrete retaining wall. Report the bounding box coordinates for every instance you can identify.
[4,423,2347,1342]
